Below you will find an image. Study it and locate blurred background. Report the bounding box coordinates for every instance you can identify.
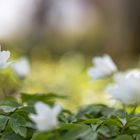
[0,0,140,110]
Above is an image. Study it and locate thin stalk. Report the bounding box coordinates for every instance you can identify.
[131,105,137,115]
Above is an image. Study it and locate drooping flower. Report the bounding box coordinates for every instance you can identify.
[12,57,30,78]
[0,48,11,68]
[106,70,140,105]
[88,55,117,80]
[29,102,61,132]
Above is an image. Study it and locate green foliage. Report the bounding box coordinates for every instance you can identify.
[31,104,140,140]
[0,93,66,140]
[21,93,67,105]
[0,100,21,113]
[0,99,34,140]
[0,93,64,140]
[1,93,140,140]
[0,115,9,131]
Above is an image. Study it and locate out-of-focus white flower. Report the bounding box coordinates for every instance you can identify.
[29,102,61,132]
[0,48,11,68]
[12,57,30,78]
[126,69,140,79]
[0,0,37,40]
[106,70,140,105]
[88,55,117,80]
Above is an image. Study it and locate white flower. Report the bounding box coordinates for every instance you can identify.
[29,102,61,132]
[106,70,140,105]
[126,69,140,79]
[0,49,11,68]
[88,55,117,80]
[12,57,30,78]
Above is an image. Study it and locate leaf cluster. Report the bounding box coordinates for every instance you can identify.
[33,104,140,140]
[0,93,64,140]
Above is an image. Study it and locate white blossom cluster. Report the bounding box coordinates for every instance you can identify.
[88,55,140,106]
[88,55,117,80]
[0,47,30,79]
[0,47,62,132]
[0,47,11,68]
[2,47,140,132]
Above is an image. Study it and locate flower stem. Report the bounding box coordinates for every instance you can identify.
[131,105,137,115]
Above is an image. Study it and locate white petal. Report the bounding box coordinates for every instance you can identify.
[53,104,61,116]
[29,102,60,131]
[0,51,10,63]
[106,71,140,105]
[126,69,140,79]
[29,114,39,122]
[12,57,30,77]
[35,102,52,116]
[103,55,117,71]
[89,55,117,80]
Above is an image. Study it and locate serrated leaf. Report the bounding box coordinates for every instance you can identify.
[114,135,133,140]
[0,105,17,113]
[0,100,20,107]
[97,125,119,138]
[18,126,27,138]
[0,115,9,131]
[77,104,108,118]
[82,132,98,140]
[83,118,99,124]
[103,118,122,127]
[0,131,24,140]
[0,100,20,113]
[60,123,81,131]
[61,125,91,140]
[15,106,35,122]
[136,134,140,140]
[9,114,27,138]
[126,117,140,127]
[31,132,54,140]
[21,93,67,105]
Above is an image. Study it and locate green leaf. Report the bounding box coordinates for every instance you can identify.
[21,93,67,105]
[0,115,9,131]
[18,126,27,138]
[83,118,99,124]
[0,131,24,140]
[59,123,80,130]
[31,132,54,140]
[0,100,20,113]
[114,135,133,140]
[103,118,122,127]
[16,106,34,114]
[126,128,140,135]
[126,117,140,127]
[15,106,35,122]
[97,125,119,138]
[0,100,20,107]
[77,104,109,118]
[9,114,27,138]
[82,131,98,140]
[135,134,140,140]
[61,124,92,140]
[0,105,17,113]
